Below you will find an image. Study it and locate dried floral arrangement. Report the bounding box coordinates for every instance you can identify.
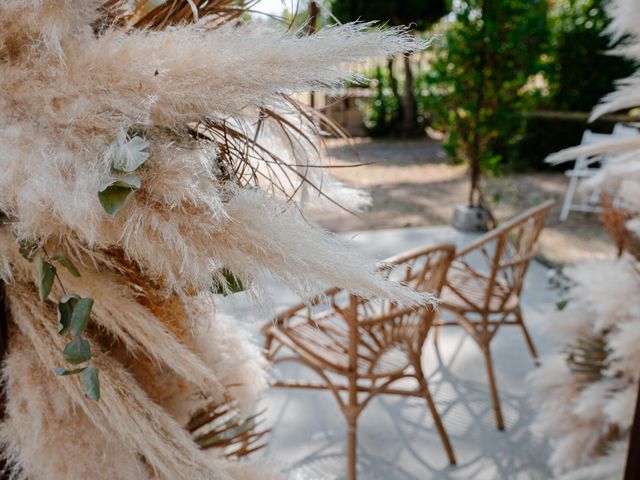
[533,1,640,478]
[0,1,427,478]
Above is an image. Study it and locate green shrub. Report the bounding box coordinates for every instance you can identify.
[516,114,621,171]
[545,0,636,112]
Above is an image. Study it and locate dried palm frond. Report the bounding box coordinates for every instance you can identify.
[101,0,261,29]
[564,334,609,385]
[192,111,359,214]
[133,0,260,29]
[187,400,270,458]
[102,0,303,30]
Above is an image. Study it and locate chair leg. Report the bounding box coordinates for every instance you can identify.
[433,312,441,346]
[263,334,272,359]
[414,360,456,465]
[560,175,579,221]
[481,342,505,430]
[347,414,358,480]
[345,373,360,480]
[514,308,539,366]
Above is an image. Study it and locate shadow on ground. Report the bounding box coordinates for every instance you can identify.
[264,336,551,480]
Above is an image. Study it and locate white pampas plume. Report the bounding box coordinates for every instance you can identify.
[219,187,430,305]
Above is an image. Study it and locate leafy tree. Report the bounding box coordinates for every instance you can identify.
[545,0,635,111]
[331,0,447,135]
[427,0,548,210]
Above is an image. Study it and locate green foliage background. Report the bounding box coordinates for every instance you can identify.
[545,0,635,112]
[331,0,447,136]
[425,0,548,201]
[338,0,636,174]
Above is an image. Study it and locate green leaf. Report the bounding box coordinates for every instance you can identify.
[54,366,87,376]
[57,294,80,336]
[36,257,56,301]
[19,239,39,261]
[212,269,245,296]
[98,175,141,217]
[80,365,100,401]
[110,135,150,173]
[556,299,568,311]
[70,297,94,337]
[52,254,81,277]
[63,338,92,365]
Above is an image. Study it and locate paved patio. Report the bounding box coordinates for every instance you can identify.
[217,226,561,479]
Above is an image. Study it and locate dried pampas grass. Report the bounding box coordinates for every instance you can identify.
[535,2,640,474]
[0,1,430,478]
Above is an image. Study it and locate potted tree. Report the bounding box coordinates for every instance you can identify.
[428,0,548,231]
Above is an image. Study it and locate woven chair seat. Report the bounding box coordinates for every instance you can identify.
[440,268,519,313]
[272,313,414,379]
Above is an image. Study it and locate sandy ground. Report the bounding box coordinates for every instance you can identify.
[308,138,617,267]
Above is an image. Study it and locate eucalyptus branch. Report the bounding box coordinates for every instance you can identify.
[30,243,100,400]
[41,246,67,296]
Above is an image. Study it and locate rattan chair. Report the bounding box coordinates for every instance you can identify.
[435,200,554,430]
[262,244,456,480]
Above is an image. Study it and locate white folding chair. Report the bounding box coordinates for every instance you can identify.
[559,124,639,221]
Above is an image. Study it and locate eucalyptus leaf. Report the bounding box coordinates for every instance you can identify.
[57,294,80,336]
[70,297,94,337]
[81,365,100,401]
[36,257,56,301]
[52,254,81,277]
[110,135,150,173]
[54,366,87,376]
[212,269,245,296]
[63,338,92,365]
[19,239,39,261]
[98,175,141,217]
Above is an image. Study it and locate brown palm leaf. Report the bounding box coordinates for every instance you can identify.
[102,1,262,29]
[564,333,609,385]
[187,400,270,458]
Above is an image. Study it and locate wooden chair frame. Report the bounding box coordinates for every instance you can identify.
[262,244,456,480]
[435,200,554,430]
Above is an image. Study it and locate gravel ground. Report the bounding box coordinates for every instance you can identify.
[308,137,616,267]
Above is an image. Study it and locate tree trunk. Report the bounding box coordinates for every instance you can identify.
[469,155,482,208]
[387,57,403,126]
[402,54,417,136]
[469,0,487,210]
